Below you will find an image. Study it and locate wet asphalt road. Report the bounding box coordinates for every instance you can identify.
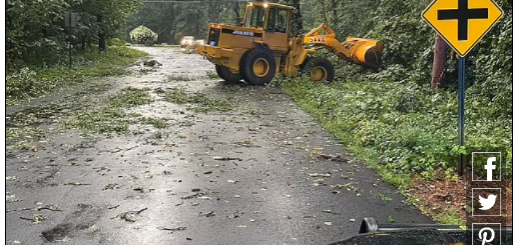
[5,47,432,245]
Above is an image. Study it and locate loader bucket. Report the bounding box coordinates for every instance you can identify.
[342,38,384,68]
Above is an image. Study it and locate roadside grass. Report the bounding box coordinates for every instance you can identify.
[280,74,511,224]
[64,87,153,134]
[6,47,148,106]
[6,112,48,143]
[373,193,393,202]
[434,210,465,226]
[168,75,196,82]
[163,88,233,113]
[206,71,220,80]
[140,117,168,129]
[5,85,111,151]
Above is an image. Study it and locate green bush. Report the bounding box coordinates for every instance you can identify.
[281,72,512,178]
[7,68,40,101]
[306,0,512,180]
[108,38,128,47]
[6,47,147,105]
[130,26,158,46]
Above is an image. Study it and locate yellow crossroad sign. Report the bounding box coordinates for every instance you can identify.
[422,0,504,57]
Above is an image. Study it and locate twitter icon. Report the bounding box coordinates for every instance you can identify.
[473,188,502,217]
[479,195,497,210]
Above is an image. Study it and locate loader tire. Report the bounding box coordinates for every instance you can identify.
[216,65,242,83]
[240,47,276,86]
[303,57,335,83]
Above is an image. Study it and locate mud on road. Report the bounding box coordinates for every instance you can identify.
[5,47,432,245]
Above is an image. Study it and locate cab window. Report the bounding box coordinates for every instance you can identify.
[267,8,288,33]
[245,6,265,28]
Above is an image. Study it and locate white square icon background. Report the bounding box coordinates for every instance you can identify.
[472,223,501,245]
[472,152,502,181]
[472,188,502,217]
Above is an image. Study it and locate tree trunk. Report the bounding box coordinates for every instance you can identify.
[318,1,328,24]
[235,1,242,26]
[99,32,106,53]
[331,0,339,27]
[431,35,448,89]
[290,0,303,35]
[81,37,86,51]
[97,16,106,53]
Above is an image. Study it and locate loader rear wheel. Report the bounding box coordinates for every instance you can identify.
[216,65,242,83]
[240,48,276,86]
[304,57,335,83]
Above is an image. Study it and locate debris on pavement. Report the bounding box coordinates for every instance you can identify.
[213,156,243,161]
[158,226,187,232]
[322,210,341,215]
[6,205,61,213]
[4,47,436,243]
[20,214,47,224]
[64,181,91,186]
[108,205,120,210]
[113,208,148,223]
[318,154,348,162]
[200,211,216,217]
[6,176,18,181]
[103,183,119,190]
[308,173,332,178]
[143,59,163,67]
[6,193,21,203]
[181,192,205,199]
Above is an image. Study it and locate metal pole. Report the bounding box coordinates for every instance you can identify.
[69,12,72,70]
[458,57,466,176]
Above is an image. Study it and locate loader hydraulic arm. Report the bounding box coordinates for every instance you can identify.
[303,24,384,68]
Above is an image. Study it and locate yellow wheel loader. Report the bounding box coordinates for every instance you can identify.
[197,1,384,85]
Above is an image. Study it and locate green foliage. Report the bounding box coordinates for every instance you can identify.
[108,38,128,47]
[140,117,168,129]
[281,71,512,178]
[130,26,158,46]
[6,0,68,69]
[6,0,141,70]
[435,210,464,225]
[164,88,233,113]
[65,87,152,134]
[296,0,512,179]
[206,71,220,80]
[6,47,147,105]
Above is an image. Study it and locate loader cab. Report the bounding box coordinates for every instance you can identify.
[243,2,294,52]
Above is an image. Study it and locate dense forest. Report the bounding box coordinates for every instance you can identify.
[6,0,512,177]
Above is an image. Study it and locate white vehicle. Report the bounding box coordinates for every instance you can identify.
[194,39,205,46]
[180,36,195,48]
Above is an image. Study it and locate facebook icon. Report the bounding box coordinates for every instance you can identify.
[473,152,502,182]
[485,157,497,181]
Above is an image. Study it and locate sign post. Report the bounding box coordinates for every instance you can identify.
[458,57,466,175]
[65,12,77,70]
[422,0,504,175]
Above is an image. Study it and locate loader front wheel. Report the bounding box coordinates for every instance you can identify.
[240,48,276,86]
[216,65,242,83]
[304,57,335,83]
